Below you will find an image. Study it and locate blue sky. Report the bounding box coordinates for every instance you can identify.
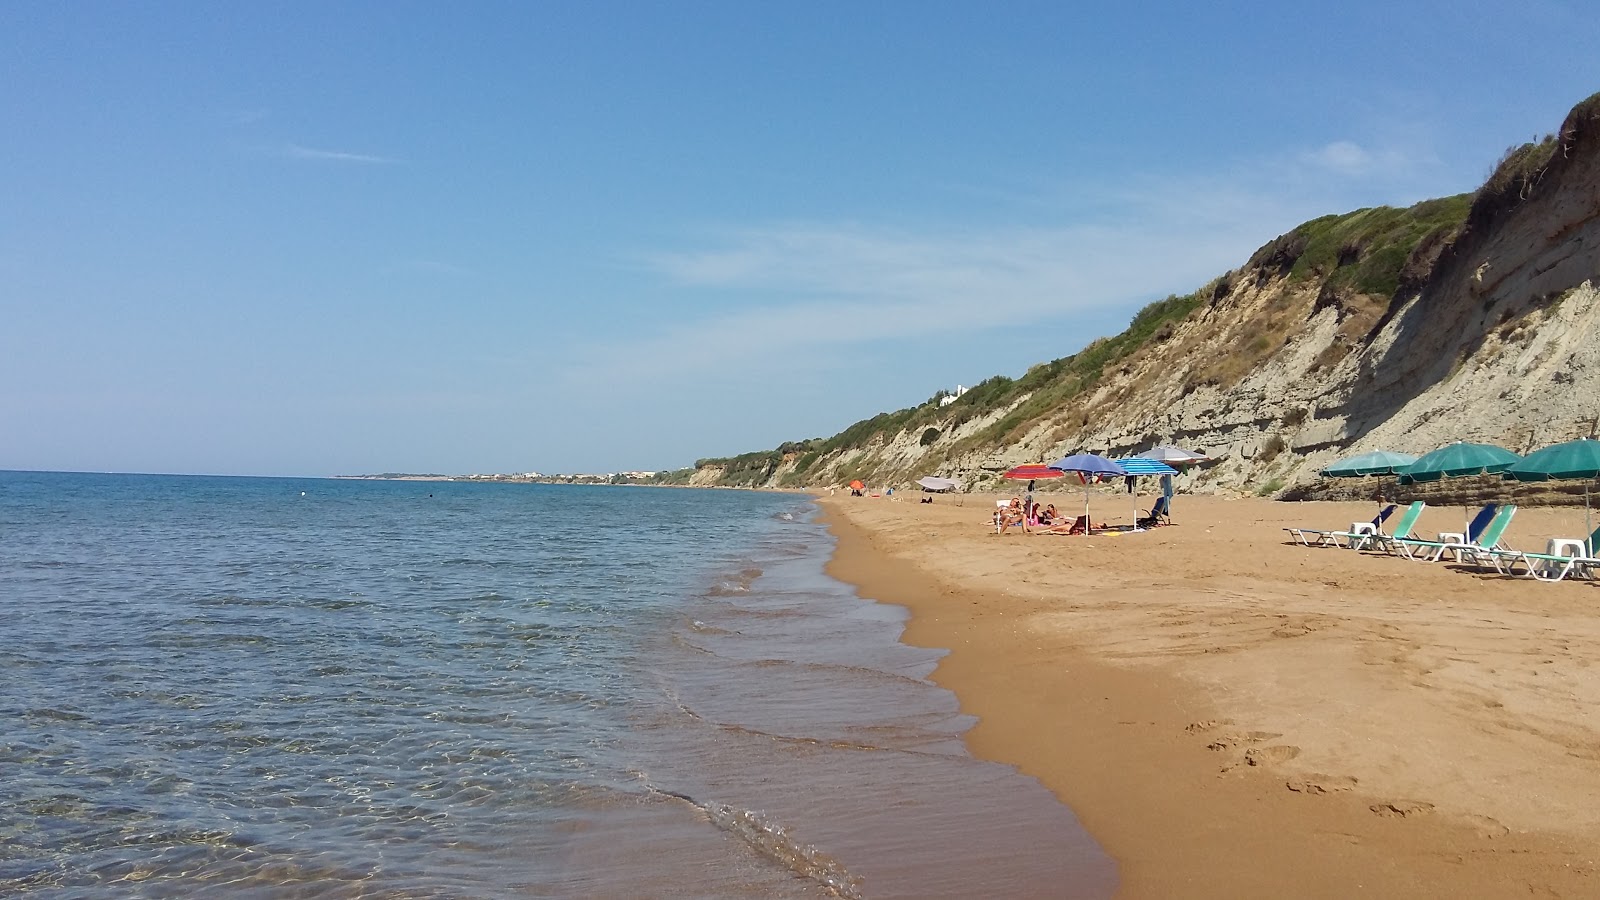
[4,2,1597,476]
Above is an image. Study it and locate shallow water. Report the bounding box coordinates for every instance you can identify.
[0,472,1114,897]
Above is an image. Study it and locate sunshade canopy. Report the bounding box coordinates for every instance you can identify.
[1321,450,1419,478]
[1048,453,1128,477]
[1137,446,1207,464]
[1399,442,1520,484]
[1114,457,1179,476]
[848,480,864,490]
[1503,438,1600,482]
[1002,464,1065,481]
[916,476,959,491]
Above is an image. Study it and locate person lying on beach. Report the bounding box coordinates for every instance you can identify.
[994,497,1028,534]
[1035,514,1105,535]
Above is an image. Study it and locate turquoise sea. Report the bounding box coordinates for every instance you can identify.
[1,472,1113,897]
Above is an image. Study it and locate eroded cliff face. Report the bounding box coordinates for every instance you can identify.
[692,95,1600,496]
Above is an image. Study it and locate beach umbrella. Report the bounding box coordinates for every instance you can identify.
[1001,464,1064,482]
[1400,441,1521,533]
[1116,457,1180,476]
[1321,450,1418,478]
[1503,438,1600,552]
[1398,442,1519,483]
[1048,453,1128,534]
[1321,449,1418,507]
[1138,446,1207,466]
[916,476,959,492]
[1115,457,1179,528]
[1001,465,1063,526]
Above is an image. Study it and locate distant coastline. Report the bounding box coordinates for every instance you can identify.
[334,472,654,485]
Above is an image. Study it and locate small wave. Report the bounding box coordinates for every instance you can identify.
[704,566,763,597]
[196,594,279,608]
[299,597,374,611]
[649,788,862,899]
[24,707,90,723]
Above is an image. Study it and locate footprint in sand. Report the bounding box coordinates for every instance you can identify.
[1286,774,1358,795]
[1184,719,1232,734]
[1466,814,1509,838]
[1370,800,1435,818]
[1244,745,1302,767]
[1207,731,1282,751]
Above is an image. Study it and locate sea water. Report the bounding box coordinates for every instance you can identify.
[0,472,1114,898]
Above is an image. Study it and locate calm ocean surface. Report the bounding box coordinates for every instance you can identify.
[0,472,1114,898]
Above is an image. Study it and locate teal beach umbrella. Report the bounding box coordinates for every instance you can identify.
[1400,441,1521,534]
[1398,442,1520,484]
[1503,438,1600,481]
[1503,438,1600,552]
[1322,449,1418,506]
[1320,450,1417,478]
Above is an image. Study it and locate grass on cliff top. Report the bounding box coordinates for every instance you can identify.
[688,287,1208,481]
[1469,90,1600,233]
[1285,194,1472,298]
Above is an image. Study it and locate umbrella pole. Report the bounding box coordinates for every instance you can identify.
[1083,484,1090,536]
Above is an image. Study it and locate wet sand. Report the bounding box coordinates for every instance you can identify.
[818,493,1600,898]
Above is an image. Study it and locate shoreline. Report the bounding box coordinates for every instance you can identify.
[817,494,1598,898]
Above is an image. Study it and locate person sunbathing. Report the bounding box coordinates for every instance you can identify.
[1036,514,1101,535]
[994,497,1028,534]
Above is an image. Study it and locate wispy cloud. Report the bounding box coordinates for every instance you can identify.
[563,196,1293,387]
[1304,140,1375,174]
[281,143,399,164]
[556,128,1460,394]
[1297,139,1430,179]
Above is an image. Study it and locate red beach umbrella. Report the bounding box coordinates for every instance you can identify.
[1001,465,1064,482]
[1000,465,1064,529]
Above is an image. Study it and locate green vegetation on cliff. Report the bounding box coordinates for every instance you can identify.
[679,92,1600,489]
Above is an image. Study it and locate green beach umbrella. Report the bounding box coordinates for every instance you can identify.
[1503,438,1600,552]
[1398,442,1520,484]
[1322,449,1418,506]
[1503,438,1600,482]
[1320,450,1417,478]
[1400,441,1521,535]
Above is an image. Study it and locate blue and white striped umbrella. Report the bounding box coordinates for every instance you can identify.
[1115,457,1179,476]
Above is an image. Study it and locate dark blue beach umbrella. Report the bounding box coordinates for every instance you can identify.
[1048,453,1128,533]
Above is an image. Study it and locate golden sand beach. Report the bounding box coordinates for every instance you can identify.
[818,493,1600,898]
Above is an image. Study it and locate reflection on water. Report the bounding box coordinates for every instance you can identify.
[0,472,1113,897]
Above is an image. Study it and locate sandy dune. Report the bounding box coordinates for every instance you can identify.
[819,492,1600,898]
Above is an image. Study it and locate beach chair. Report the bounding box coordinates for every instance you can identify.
[1285,504,1396,548]
[1137,495,1171,529]
[1364,502,1429,554]
[1394,505,1513,562]
[1491,525,1600,581]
